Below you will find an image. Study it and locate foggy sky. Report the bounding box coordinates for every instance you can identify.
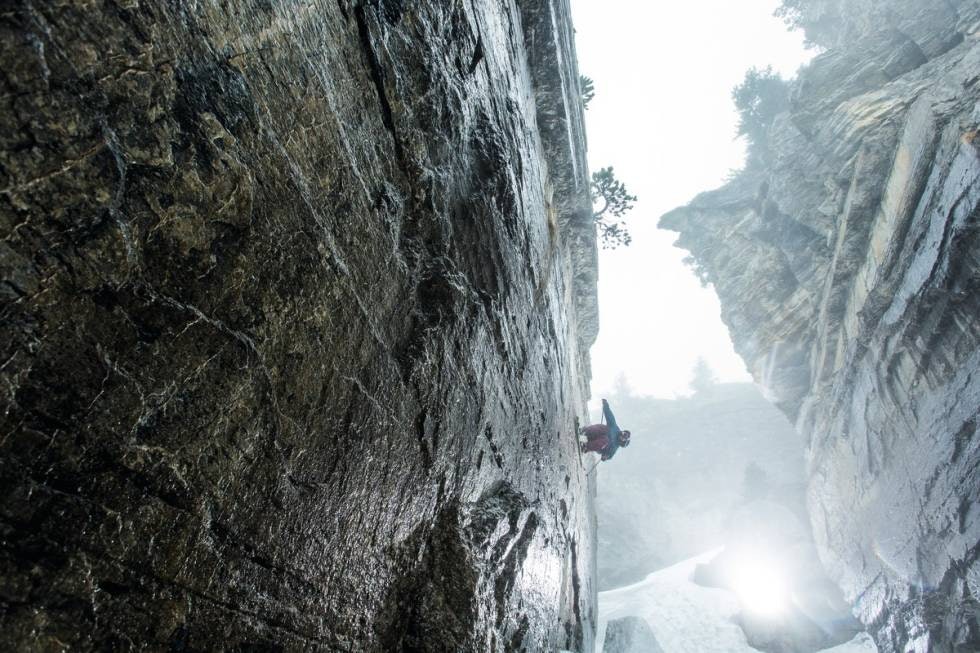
[570,0,812,399]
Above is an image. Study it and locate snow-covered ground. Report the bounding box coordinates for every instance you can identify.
[597,550,878,653]
[816,634,878,653]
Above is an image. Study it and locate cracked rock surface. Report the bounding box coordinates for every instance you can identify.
[0,0,599,650]
[661,2,980,651]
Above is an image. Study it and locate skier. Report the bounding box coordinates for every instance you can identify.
[581,398,631,461]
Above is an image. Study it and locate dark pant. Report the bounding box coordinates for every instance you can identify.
[582,424,609,452]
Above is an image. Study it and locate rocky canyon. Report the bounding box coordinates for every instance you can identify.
[5,0,980,651]
[662,2,980,651]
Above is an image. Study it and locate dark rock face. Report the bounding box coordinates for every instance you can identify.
[602,616,664,653]
[738,607,856,653]
[661,4,980,651]
[0,1,598,650]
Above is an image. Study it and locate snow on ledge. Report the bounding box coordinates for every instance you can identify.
[597,549,878,653]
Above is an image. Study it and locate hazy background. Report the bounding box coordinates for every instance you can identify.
[571,0,812,399]
[594,383,805,590]
[576,8,875,650]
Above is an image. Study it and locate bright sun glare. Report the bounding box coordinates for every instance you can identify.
[730,556,788,616]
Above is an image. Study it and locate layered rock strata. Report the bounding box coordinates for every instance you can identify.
[0,0,599,650]
[661,3,980,651]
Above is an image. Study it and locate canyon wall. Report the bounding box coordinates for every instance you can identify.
[661,2,980,651]
[0,0,599,650]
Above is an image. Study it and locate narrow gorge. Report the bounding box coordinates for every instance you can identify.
[662,2,980,651]
[4,0,980,652]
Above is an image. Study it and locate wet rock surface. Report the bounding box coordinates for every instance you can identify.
[0,0,599,650]
[602,616,665,653]
[661,3,980,651]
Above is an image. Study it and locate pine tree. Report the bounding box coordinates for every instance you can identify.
[612,372,632,401]
[590,167,637,249]
[774,0,839,48]
[580,76,595,109]
[732,66,790,167]
[690,357,717,395]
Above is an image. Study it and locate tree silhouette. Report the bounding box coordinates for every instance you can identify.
[580,76,595,109]
[690,357,717,395]
[612,372,632,401]
[774,0,840,48]
[590,167,637,249]
[732,66,790,167]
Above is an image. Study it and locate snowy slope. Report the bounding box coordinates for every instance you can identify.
[598,551,878,653]
[816,634,878,653]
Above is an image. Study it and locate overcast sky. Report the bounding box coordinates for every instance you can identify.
[570,0,812,399]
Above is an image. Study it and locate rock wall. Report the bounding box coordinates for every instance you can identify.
[602,616,665,653]
[0,0,599,650]
[661,3,980,651]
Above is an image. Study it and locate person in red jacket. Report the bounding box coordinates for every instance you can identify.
[581,398,631,461]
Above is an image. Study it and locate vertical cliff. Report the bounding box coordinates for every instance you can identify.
[0,0,599,650]
[661,2,980,651]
